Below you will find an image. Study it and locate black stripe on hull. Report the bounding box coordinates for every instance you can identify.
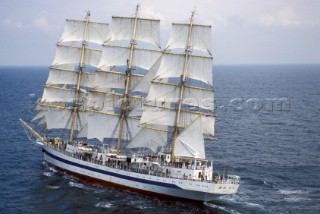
[45,161,205,202]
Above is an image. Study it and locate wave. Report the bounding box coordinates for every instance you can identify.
[47,185,60,189]
[278,189,311,203]
[136,205,151,210]
[284,196,312,203]
[217,194,265,211]
[68,181,86,189]
[43,172,53,177]
[48,166,57,173]
[95,202,113,208]
[278,189,309,195]
[244,202,264,209]
[204,202,241,214]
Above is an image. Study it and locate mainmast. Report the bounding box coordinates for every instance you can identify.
[69,11,91,142]
[171,10,195,160]
[116,4,140,154]
[87,5,161,144]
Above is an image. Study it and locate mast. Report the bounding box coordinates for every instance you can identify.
[69,11,90,142]
[116,4,140,154]
[85,6,160,143]
[126,12,214,157]
[171,10,195,160]
[31,13,108,141]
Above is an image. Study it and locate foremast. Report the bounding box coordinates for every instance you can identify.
[69,11,91,142]
[31,12,109,140]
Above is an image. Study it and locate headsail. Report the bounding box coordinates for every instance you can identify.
[174,116,205,159]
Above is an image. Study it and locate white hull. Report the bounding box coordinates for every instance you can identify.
[43,145,239,201]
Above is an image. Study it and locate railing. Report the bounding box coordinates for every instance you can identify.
[46,143,233,184]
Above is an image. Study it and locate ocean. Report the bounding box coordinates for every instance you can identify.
[0,65,319,213]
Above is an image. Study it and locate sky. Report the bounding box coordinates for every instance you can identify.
[0,0,319,65]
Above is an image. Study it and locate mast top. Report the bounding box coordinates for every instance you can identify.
[190,9,196,24]
[85,11,91,19]
[135,4,140,16]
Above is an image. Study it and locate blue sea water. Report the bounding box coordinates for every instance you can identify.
[0,65,319,213]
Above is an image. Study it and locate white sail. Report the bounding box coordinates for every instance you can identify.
[77,123,88,138]
[86,113,119,141]
[146,83,214,110]
[80,72,95,88]
[41,87,76,103]
[52,45,102,68]
[140,106,175,127]
[86,92,121,113]
[153,53,213,85]
[31,111,45,122]
[59,19,109,45]
[46,68,95,88]
[146,83,178,105]
[86,113,140,142]
[129,103,144,117]
[37,116,46,126]
[174,117,205,159]
[98,45,161,70]
[107,16,160,46]
[123,118,141,140]
[201,116,215,136]
[140,104,215,136]
[166,23,211,55]
[127,127,167,152]
[46,68,78,85]
[183,87,214,110]
[41,107,87,131]
[93,71,142,90]
[132,56,161,93]
[44,108,72,130]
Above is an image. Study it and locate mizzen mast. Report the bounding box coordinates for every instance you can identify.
[128,10,215,160]
[171,10,196,160]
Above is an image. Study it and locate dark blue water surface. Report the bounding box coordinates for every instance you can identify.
[0,65,319,213]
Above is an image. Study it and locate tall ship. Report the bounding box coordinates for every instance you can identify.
[21,5,240,201]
